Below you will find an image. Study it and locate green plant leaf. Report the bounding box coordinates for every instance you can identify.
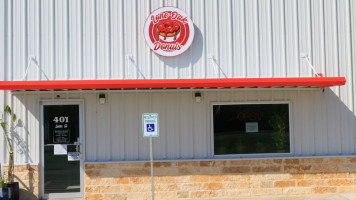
[12,114,17,122]
[4,105,12,115]
[1,121,7,128]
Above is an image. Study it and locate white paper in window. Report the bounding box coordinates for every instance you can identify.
[246,122,258,133]
[54,144,67,155]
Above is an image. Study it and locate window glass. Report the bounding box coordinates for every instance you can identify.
[213,103,290,155]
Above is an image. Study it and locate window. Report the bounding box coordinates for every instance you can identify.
[213,103,290,155]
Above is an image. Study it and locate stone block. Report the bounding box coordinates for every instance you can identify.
[155,191,178,199]
[223,189,250,197]
[202,182,224,190]
[175,161,200,167]
[229,182,251,189]
[337,186,356,192]
[177,191,189,198]
[102,194,126,200]
[300,158,323,164]
[273,159,283,164]
[327,179,353,186]
[222,167,250,174]
[312,164,339,173]
[85,170,100,177]
[274,180,295,187]
[200,161,214,167]
[312,187,337,194]
[290,173,304,179]
[283,187,311,195]
[130,184,151,192]
[265,173,290,180]
[324,157,345,164]
[100,169,121,177]
[179,168,191,175]
[127,192,151,199]
[85,194,103,200]
[251,188,283,195]
[95,164,108,169]
[190,191,218,198]
[105,185,121,193]
[252,166,281,173]
[154,167,179,176]
[284,159,300,165]
[260,160,273,165]
[304,173,334,179]
[190,175,209,182]
[122,168,150,176]
[229,160,260,166]
[209,175,235,182]
[129,177,143,183]
[297,180,313,187]
[121,185,131,192]
[347,157,356,163]
[181,183,202,190]
[284,165,312,173]
[85,164,95,169]
[260,181,274,188]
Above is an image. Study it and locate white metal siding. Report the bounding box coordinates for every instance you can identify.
[1,0,353,80]
[0,0,355,164]
[2,88,353,163]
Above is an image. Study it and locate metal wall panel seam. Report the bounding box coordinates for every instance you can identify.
[106,0,111,80]
[281,0,287,77]
[79,0,83,80]
[52,0,56,80]
[93,0,97,80]
[37,0,42,80]
[294,0,300,77]
[7,0,12,81]
[23,0,28,81]
[242,0,247,78]
[66,0,70,80]
[350,0,356,153]
[0,0,5,82]
[308,0,314,77]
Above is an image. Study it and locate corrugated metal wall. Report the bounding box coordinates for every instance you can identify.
[0,0,355,164]
[5,88,355,163]
[1,0,354,81]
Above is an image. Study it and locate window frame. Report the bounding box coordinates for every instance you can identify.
[210,101,293,158]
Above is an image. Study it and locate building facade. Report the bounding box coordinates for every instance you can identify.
[0,0,355,199]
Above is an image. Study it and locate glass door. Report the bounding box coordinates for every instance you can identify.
[41,103,83,198]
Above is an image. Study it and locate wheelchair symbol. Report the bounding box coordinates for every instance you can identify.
[147,124,155,132]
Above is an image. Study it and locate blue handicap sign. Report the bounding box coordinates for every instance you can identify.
[146,124,155,132]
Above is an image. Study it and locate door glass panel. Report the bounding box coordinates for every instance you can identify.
[43,105,80,194]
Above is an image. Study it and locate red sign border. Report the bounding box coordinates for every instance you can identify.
[143,7,195,57]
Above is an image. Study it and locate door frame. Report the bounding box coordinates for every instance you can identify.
[40,100,85,199]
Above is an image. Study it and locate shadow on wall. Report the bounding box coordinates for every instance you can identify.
[321,88,356,154]
[11,168,37,200]
[12,119,33,163]
[159,25,203,68]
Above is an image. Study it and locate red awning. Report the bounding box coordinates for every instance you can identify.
[0,77,346,90]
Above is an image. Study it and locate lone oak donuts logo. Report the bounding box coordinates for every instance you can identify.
[144,7,195,57]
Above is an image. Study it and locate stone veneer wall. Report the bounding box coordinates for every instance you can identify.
[3,164,39,200]
[84,156,356,200]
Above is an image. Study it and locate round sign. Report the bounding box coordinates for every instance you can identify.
[144,7,195,57]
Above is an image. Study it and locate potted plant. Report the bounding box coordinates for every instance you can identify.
[1,165,10,199]
[269,110,289,152]
[1,106,19,200]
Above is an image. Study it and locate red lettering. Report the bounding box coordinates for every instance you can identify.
[154,42,182,51]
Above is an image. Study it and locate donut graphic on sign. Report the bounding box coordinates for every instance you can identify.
[144,7,195,57]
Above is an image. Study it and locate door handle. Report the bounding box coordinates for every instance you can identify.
[75,144,81,153]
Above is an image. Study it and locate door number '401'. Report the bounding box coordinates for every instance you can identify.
[53,116,69,123]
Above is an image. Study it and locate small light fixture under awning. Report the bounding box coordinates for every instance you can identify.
[0,77,346,91]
